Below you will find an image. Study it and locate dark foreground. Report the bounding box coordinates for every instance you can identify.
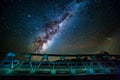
[0,74,120,80]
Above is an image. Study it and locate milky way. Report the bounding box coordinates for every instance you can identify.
[0,0,119,55]
[33,0,82,53]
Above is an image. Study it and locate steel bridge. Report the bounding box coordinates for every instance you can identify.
[0,52,120,76]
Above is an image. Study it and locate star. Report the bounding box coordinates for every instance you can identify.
[27,14,31,18]
[35,27,39,30]
[30,32,33,34]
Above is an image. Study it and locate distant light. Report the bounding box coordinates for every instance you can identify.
[107,37,112,41]
[7,52,15,57]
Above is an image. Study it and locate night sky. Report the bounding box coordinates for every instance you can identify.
[0,0,119,55]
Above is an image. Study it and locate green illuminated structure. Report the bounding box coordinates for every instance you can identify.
[0,53,120,76]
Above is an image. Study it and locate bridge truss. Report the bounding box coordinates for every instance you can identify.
[0,53,120,76]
